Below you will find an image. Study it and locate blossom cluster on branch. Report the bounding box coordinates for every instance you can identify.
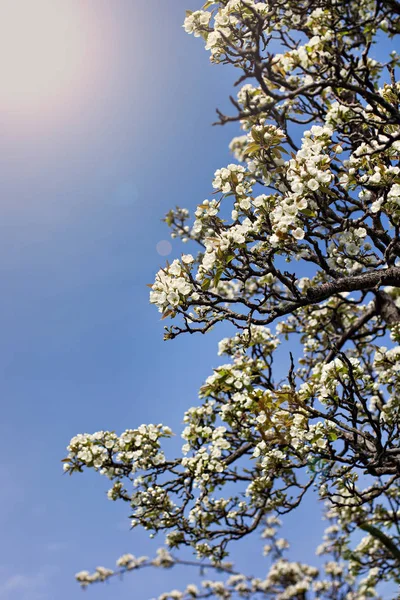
[66,0,400,598]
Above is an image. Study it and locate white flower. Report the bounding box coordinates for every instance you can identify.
[239,198,251,210]
[354,227,367,238]
[310,125,325,136]
[369,171,381,184]
[291,181,304,193]
[370,199,383,213]
[307,179,319,191]
[293,227,305,240]
[169,261,182,276]
[167,292,180,306]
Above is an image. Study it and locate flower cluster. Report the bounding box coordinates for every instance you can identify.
[150,258,194,315]
[267,125,334,246]
[186,1,270,64]
[64,424,173,478]
[183,10,210,38]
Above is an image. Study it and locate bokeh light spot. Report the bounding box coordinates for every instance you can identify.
[156,240,172,256]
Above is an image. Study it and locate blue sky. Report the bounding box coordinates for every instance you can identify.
[0,3,396,599]
[0,3,241,599]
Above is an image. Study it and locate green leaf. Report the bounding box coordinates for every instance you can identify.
[161,310,175,320]
[300,208,316,217]
[245,143,260,155]
[320,185,336,197]
[213,267,224,287]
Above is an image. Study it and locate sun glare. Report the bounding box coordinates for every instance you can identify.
[0,0,92,116]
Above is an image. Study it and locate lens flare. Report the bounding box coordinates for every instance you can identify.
[0,0,93,116]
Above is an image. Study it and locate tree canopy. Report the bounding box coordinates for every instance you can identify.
[64,1,400,597]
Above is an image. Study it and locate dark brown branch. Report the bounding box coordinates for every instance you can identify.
[325,304,377,363]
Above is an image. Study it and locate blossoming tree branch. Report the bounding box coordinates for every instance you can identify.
[64,1,400,597]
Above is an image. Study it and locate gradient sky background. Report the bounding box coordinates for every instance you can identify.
[0,2,396,599]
